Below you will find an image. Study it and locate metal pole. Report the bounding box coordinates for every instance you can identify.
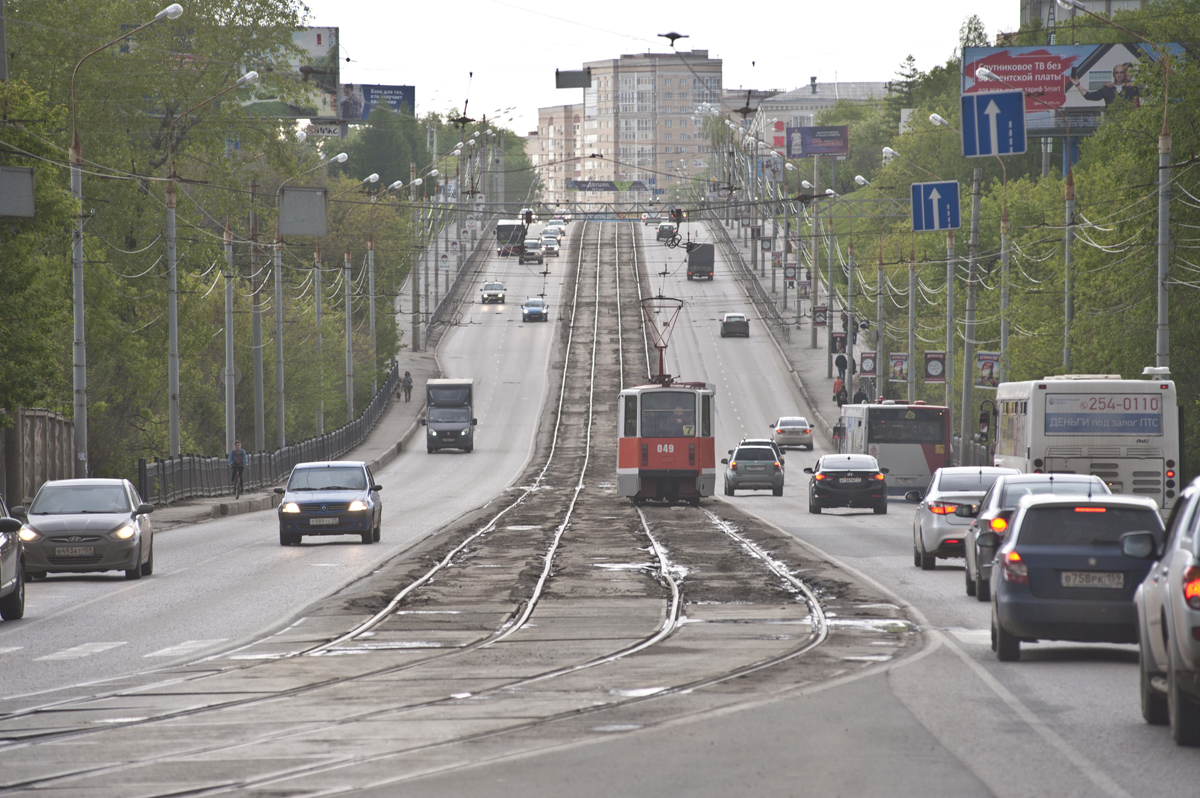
[847,240,856,392]
[782,218,789,309]
[70,140,88,477]
[167,180,180,456]
[224,222,235,457]
[1064,177,1074,371]
[1000,208,1010,384]
[1157,131,1170,369]
[876,253,884,402]
[345,246,353,423]
[410,161,420,352]
[250,180,265,453]
[274,240,285,447]
[945,231,955,438]
[827,189,835,381]
[960,168,983,466]
[314,244,323,435]
[908,254,916,403]
[368,236,376,395]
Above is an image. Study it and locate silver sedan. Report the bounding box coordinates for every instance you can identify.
[907,466,1018,571]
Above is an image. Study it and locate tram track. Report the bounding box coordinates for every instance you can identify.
[0,222,914,796]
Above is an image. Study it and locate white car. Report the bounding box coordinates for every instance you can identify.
[480,282,506,304]
[540,236,560,257]
[770,416,813,450]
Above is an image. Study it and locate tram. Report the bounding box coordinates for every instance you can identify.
[617,297,717,504]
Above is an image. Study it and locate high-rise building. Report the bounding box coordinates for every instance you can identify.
[535,49,722,210]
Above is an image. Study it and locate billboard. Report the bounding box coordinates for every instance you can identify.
[924,351,946,384]
[340,84,416,120]
[786,126,849,158]
[243,28,340,120]
[567,180,650,192]
[962,43,1182,137]
[889,353,908,383]
[975,351,1001,388]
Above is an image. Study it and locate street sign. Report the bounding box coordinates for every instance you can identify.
[783,264,797,280]
[961,91,1026,158]
[813,305,828,327]
[910,181,961,232]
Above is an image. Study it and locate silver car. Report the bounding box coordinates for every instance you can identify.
[0,493,25,620]
[540,236,560,256]
[722,445,784,497]
[907,467,1018,572]
[480,281,506,304]
[1125,475,1200,744]
[16,479,155,580]
[771,416,813,450]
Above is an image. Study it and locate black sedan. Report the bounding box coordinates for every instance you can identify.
[805,454,888,514]
[15,478,155,580]
[275,461,382,546]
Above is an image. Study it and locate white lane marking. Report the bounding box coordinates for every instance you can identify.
[0,647,23,655]
[143,639,228,658]
[948,628,992,646]
[35,642,127,661]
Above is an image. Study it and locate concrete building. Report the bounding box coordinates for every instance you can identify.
[756,79,890,129]
[535,49,722,211]
[1021,0,1149,30]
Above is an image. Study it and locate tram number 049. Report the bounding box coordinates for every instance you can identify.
[656,444,675,453]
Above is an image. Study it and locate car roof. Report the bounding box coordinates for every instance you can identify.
[740,437,778,446]
[734,445,776,454]
[524,297,545,303]
[778,417,809,425]
[819,454,880,467]
[1015,493,1160,512]
[936,466,1020,477]
[293,461,367,470]
[996,473,1105,484]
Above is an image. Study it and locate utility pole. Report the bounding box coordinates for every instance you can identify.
[344,246,353,423]
[960,168,983,466]
[908,248,916,403]
[410,161,420,352]
[945,231,955,442]
[314,244,323,435]
[999,206,1010,384]
[250,180,265,453]
[1064,176,1074,371]
[223,221,235,456]
[274,238,285,447]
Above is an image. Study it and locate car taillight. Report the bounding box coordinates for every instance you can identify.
[1184,567,1200,610]
[814,473,826,480]
[729,460,738,470]
[1003,550,1029,585]
[1074,507,1107,513]
[773,461,781,472]
[928,502,956,514]
[989,516,1009,533]
[776,428,785,434]
[874,473,886,481]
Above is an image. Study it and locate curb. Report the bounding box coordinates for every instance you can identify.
[212,493,281,517]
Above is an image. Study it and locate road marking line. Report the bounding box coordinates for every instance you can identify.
[143,639,228,658]
[0,647,23,655]
[35,642,126,660]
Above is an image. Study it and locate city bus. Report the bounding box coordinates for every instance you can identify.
[839,402,952,494]
[994,375,1181,511]
[495,219,528,256]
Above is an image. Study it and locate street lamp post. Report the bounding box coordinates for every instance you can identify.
[68,3,183,476]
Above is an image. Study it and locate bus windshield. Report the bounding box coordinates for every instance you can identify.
[867,407,948,444]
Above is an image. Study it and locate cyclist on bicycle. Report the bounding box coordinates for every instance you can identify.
[228,440,249,490]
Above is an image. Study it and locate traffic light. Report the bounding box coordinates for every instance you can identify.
[524,210,533,224]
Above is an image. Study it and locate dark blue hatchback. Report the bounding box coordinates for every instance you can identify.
[986,494,1164,661]
[275,461,382,546]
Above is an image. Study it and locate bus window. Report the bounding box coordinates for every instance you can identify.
[641,391,696,438]
[623,395,638,437]
[867,407,948,443]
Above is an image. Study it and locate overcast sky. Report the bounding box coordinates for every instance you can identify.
[302,0,1022,134]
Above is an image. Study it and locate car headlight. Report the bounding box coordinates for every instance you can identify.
[281,502,301,514]
[110,524,137,540]
[18,526,40,542]
[429,430,438,436]
[348,500,368,512]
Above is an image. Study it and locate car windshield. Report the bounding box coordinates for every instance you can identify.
[822,456,879,472]
[542,238,556,244]
[525,300,544,308]
[525,243,540,251]
[734,447,776,461]
[1016,506,1163,546]
[483,283,503,291]
[30,484,130,514]
[429,407,471,423]
[288,467,368,491]
[724,315,746,322]
[1000,480,1104,507]
[939,472,1008,492]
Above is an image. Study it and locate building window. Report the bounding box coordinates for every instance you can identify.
[664,119,672,127]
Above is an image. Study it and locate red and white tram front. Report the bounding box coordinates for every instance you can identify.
[617,383,716,503]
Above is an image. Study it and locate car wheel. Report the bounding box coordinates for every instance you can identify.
[373,523,381,543]
[125,562,143,580]
[0,562,25,621]
[807,444,814,451]
[965,566,977,596]
[141,539,154,576]
[874,501,888,515]
[993,606,1020,662]
[773,485,783,497]
[427,445,434,454]
[976,575,991,602]
[919,550,936,570]
[1140,624,1168,725]
[465,444,474,453]
[361,530,373,544]
[809,498,821,514]
[26,571,46,581]
[1169,648,1200,745]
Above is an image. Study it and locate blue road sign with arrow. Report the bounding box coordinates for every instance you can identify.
[910,181,961,232]
[961,90,1026,158]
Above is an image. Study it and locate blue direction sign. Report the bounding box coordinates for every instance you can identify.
[961,90,1026,158]
[910,181,961,232]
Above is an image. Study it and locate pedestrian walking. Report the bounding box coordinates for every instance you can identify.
[836,385,849,407]
[853,387,869,404]
[832,376,845,403]
[835,353,848,381]
[401,371,414,403]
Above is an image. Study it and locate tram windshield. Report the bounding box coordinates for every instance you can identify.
[641,391,696,437]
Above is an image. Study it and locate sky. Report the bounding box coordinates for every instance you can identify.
[301,0,1022,135]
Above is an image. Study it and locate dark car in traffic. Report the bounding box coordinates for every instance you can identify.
[0,493,25,620]
[986,494,1164,662]
[806,454,888,514]
[656,222,677,241]
[960,473,1110,601]
[521,297,550,322]
[275,461,382,546]
[16,479,155,580]
[720,313,749,338]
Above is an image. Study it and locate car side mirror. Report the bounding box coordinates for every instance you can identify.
[803,467,814,474]
[274,487,285,495]
[10,506,25,519]
[471,419,478,426]
[880,468,889,474]
[372,485,383,492]
[419,419,427,426]
[137,503,155,515]
[977,531,1000,549]
[720,458,729,465]
[0,518,21,533]
[1120,531,1158,560]
[905,490,923,503]
[955,504,978,518]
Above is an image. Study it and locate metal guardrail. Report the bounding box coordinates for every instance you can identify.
[137,365,400,505]
[703,211,791,344]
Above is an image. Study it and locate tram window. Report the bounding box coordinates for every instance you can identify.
[701,394,712,438]
[641,391,696,438]
[623,395,638,437]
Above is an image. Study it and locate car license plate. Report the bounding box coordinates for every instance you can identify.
[309,517,339,526]
[1062,571,1124,588]
[839,477,862,484]
[55,546,94,557]
[747,465,765,471]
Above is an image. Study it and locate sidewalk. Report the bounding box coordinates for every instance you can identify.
[151,350,440,531]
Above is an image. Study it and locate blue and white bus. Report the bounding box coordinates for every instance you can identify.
[994,375,1181,511]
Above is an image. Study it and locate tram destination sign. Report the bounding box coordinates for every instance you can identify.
[1044,394,1163,436]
